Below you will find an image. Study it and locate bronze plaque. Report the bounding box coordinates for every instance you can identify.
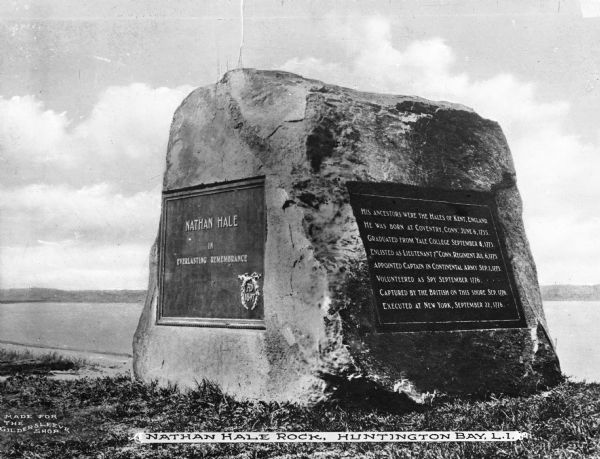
[348,181,526,332]
[157,177,265,328]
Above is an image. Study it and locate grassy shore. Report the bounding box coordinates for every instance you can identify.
[1,372,599,459]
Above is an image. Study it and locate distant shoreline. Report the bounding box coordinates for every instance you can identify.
[0,300,144,304]
[1,285,599,303]
[0,288,146,304]
[540,284,600,302]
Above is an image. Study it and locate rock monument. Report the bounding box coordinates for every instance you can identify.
[133,69,561,404]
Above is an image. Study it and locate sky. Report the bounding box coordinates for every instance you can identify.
[0,0,599,289]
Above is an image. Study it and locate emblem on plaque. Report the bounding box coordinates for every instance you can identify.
[237,272,262,310]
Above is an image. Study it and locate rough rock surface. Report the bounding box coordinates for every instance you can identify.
[133,69,561,404]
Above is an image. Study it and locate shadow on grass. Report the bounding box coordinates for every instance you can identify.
[0,349,84,376]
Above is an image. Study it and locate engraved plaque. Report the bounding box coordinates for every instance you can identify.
[158,177,265,328]
[348,181,526,332]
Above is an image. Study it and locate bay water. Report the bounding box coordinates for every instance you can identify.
[0,302,143,357]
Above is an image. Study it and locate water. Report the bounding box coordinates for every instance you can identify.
[544,301,600,382]
[0,301,597,381]
[0,302,143,356]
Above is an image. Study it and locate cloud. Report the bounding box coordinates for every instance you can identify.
[283,16,569,134]
[0,183,161,246]
[0,95,71,165]
[282,15,600,285]
[0,83,193,192]
[580,0,600,17]
[0,83,192,288]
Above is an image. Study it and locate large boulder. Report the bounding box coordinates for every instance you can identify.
[133,69,561,404]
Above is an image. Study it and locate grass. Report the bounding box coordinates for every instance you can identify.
[0,374,599,458]
[0,349,87,376]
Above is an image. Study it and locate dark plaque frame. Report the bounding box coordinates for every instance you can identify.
[347,181,527,332]
[157,176,266,329]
